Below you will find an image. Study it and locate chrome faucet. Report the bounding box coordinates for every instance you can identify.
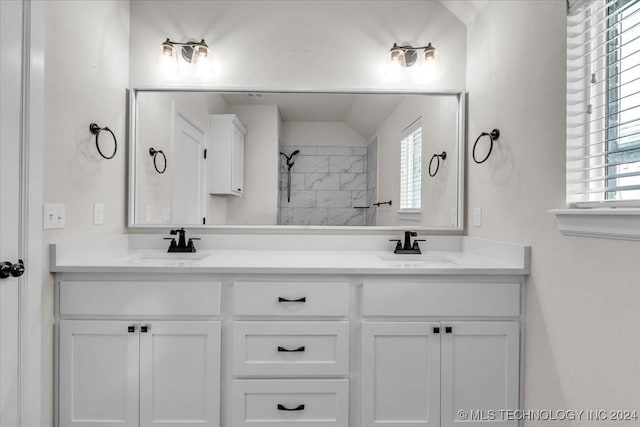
[389,231,425,254]
[164,228,200,253]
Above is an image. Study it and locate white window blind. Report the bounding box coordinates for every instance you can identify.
[567,0,640,206]
[399,119,422,210]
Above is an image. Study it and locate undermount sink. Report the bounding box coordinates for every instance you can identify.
[377,253,458,267]
[126,252,210,266]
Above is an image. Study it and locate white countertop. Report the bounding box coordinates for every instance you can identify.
[50,234,530,275]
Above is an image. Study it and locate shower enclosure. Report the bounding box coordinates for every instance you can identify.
[278,141,377,226]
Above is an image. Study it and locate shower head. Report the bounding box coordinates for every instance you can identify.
[280,150,301,170]
[280,150,300,162]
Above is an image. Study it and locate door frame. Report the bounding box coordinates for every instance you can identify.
[20,0,44,425]
[171,103,206,224]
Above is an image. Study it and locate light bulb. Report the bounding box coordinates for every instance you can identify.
[158,39,179,79]
[193,41,209,61]
[389,44,406,67]
[419,43,441,83]
[384,44,406,80]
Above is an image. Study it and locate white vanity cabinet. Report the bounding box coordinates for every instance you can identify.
[361,282,521,427]
[57,281,222,427]
[209,114,246,196]
[51,238,529,427]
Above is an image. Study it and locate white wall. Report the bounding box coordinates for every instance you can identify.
[129,0,466,91]
[225,104,280,224]
[41,1,130,425]
[375,95,459,227]
[281,121,368,147]
[466,1,640,421]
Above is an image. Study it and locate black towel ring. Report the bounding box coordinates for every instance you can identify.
[428,151,447,177]
[472,129,500,164]
[149,147,167,174]
[89,123,117,160]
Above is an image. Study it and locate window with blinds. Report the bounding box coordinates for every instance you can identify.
[399,119,422,210]
[567,0,640,206]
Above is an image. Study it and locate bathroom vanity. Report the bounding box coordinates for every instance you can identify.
[51,234,528,427]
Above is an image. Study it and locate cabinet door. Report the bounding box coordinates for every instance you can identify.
[361,322,441,427]
[59,321,139,427]
[139,321,221,427]
[231,128,244,194]
[440,322,519,427]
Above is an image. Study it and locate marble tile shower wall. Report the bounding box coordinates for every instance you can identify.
[279,146,368,226]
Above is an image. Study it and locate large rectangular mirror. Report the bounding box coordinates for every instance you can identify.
[129,89,464,229]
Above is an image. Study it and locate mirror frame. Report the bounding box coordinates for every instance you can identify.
[128,87,465,232]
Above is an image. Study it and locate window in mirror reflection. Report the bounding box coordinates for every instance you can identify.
[400,118,422,211]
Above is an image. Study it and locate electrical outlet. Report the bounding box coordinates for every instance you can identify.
[473,207,482,227]
[94,203,104,225]
[162,208,171,222]
[43,203,65,229]
[145,206,152,222]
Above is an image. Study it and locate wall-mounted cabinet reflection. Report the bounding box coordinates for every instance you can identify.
[209,114,246,197]
[130,90,464,229]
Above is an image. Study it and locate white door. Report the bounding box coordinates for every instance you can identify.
[139,321,221,427]
[172,109,205,224]
[59,321,140,427]
[361,322,441,427]
[440,322,520,427]
[231,127,244,194]
[1,1,26,425]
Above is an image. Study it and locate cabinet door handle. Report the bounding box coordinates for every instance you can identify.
[445,326,453,334]
[277,346,305,352]
[0,262,12,279]
[433,327,440,334]
[140,325,150,333]
[278,297,306,303]
[277,404,305,411]
[127,325,136,333]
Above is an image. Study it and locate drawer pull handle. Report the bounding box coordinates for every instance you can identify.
[278,297,306,303]
[277,346,305,352]
[445,326,453,334]
[277,404,305,411]
[127,325,136,333]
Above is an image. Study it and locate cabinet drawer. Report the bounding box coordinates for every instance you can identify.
[232,379,348,427]
[233,322,349,377]
[233,282,349,317]
[363,282,520,317]
[59,281,221,317]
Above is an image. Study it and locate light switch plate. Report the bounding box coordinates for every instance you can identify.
[162,207,171,222]
[94,203,104,225]
[145,206,152,222]
[43,203,65,229]
[473,207,482,227]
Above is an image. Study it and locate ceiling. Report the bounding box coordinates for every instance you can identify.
[222,92,406,140]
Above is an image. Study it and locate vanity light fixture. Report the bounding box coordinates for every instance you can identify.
[161,38,210,64]
[386,42,441,81]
